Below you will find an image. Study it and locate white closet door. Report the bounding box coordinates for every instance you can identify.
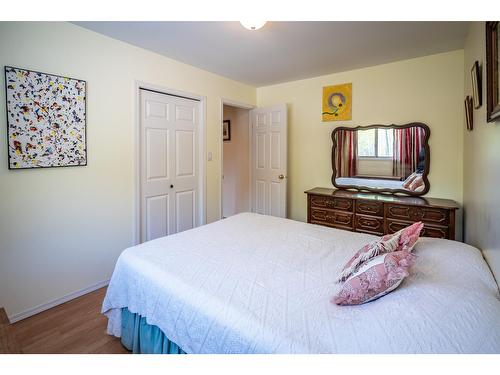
[250,104,287,218]
[140,89,199,242]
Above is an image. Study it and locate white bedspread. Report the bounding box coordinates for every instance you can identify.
[336,177,405,190]
[335,177,425,193]
[102,213,500,353]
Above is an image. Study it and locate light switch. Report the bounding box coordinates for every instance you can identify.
[207,152,213,161]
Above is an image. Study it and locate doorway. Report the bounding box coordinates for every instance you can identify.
[136,83,206,244]
[221,103,251,218]
[220,101,288,220]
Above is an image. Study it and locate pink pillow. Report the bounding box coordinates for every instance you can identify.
[336,222,423,282]
[332,250,416,305]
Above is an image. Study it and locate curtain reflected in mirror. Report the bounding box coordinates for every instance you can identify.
[332,123,430,196]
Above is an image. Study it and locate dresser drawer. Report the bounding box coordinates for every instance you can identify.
[356,199,384,217]
[386,220,449,239]
[386,204,449,226]
[309,195,353,212]
[310,208,353,229]
[306,188,457,240]
[355,214,384,235]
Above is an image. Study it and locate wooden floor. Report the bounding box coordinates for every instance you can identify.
[0,287,129,354]
[0,307,20,353]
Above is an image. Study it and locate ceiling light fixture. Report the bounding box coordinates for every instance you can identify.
[240,21,267,31]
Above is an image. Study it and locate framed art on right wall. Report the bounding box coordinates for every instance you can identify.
[486,21,500,122]
[471,61,482,109]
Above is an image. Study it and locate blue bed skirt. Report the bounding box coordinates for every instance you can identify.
[120,308,186,354]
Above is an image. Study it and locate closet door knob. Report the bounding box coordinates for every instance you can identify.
[278,174,285,180]
[170,184,174,188]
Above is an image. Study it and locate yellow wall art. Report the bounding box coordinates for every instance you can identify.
[322,83,352,121]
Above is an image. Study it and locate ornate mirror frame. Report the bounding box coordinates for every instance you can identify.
[331,122,431,197]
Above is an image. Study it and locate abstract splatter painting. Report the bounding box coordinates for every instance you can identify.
[5,66,86,169]
[322,83,352,122]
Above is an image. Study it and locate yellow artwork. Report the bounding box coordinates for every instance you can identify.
[322,83,352,121]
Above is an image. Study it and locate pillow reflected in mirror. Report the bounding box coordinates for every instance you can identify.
[402,172,425,192]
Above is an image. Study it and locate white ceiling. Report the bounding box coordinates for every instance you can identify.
[74,21,470,87]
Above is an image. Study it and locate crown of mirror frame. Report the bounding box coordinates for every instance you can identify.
[331,123,430,196]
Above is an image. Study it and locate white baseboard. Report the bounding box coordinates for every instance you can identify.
[7,279,110,323]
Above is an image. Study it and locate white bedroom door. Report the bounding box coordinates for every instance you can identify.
[140,89,199,242]
[250,104,287,218]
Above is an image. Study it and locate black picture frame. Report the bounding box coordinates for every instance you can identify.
[223,120,231,141]
[486,21,500,122]
[4,66,87,170]
[465,95,474,131]
[471,61,482,109]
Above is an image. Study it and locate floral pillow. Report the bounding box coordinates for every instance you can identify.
[336,222,423,282]
[332,250,416,306]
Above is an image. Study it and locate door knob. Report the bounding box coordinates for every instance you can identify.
[170,184,174,188]
[278,174,285,180]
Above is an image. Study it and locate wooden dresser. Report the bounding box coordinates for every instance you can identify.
[305,187,459,240]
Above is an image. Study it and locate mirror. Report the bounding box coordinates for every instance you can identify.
[331,123,430,196]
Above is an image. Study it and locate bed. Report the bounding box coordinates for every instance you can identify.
[335,177,425,193]
[336,177,406,190]
[102,212,500,353]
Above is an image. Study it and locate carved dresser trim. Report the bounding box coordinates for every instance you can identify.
[305,187,459,240]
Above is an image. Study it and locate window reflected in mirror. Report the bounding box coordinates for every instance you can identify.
[332,124,430,196]
[357,128,393,158]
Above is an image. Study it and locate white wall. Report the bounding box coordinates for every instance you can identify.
[462,22,500,283]
[0,22,256,319]
[357,159,393,177]
[0,22,480,320]
[222,105,250,217]
[257,50,465,240]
